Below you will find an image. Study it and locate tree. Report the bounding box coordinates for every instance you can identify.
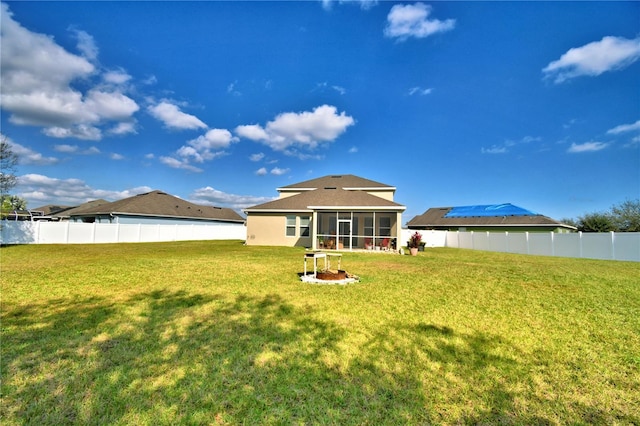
[1,135,19,198]
[610,199,640,232]
[1,194,27,211]
[577,212,615,232]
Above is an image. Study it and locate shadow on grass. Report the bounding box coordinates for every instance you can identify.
[2,290,427,424]
[5,291,634,424]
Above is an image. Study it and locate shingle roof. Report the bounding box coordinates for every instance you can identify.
[278,174,394,191]
[245,187,405,212]
[407,205,574,229]
[70,190,244,222]
[51,199,110,218]
[31,204,73,215]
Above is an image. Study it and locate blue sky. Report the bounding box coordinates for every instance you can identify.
[1,1,639,222]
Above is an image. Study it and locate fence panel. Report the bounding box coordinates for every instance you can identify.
[614,232,640,261]
[553,233,581,258]
[581,232,614,260]
[1,221,246,245]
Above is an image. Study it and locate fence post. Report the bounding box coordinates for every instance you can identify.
[525,232,530,255]
[611,231,615,260]
[91,223,96,243]
[550,232,555,257]
[578,232,583,259]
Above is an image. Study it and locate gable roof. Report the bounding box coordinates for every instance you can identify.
[51,199,110,218]
[31,204,73,215]
[407,204,575,230]
[245,187,405,212]
[277,174,395,192]
[70,190,244,222]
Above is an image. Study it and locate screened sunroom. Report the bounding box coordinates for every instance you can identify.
[313,210,402,251]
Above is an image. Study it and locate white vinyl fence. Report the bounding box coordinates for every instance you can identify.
[402,229,640,262]
[1,221,246,245]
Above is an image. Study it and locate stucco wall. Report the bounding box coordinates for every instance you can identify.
[245,213,312,247]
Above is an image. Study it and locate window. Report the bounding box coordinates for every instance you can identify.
[364,216,374,237]
[300,216,311,237]
[286,215,296,237]
[379,216,391,237]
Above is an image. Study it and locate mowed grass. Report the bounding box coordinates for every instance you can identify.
[1,241,638,425]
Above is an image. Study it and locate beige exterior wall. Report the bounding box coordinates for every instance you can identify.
[364,190,395,201]
[245,212,313,247]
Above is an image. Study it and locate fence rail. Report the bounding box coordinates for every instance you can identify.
[1,221,246,245]
[3,222,638,262]
[403,229,640,262]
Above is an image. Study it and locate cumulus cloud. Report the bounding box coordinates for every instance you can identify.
[607,119,640,135]
[384,3,455,41]
[567,141,609,153]
[160,128,236,171]
[543,36,640,83]
[249,153,265,162]
[0,3,140,140]
[147,101,207,130]
[255,167,268,176]
[16,173,152,206]
[3,135,58,165]
[108,121,137,136]
[158,156,203,173]
[234,105,355,153]
[190,186,275,210]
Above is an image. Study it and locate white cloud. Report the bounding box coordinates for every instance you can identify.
[348,146,358,153]
[54,144,79,153]
[607,119,640,135]
[481,136,541,154]
[190,186,275,210]
[83,146,101,155]
[0,4,140,140]
[567,141,609,153]
[103,69,132,85]
[384,3,455,41]
[255,167,268,176]
[408,86,433,96]
[234,104,355,152]
[270,167,289,176]
[543,36,640,84]
[108,121,137,136]
[147,101,207,130]
[158,156,203,173]
[321,0,377,11]
[3,136,58,165]
[70,28,98,61]
[109,153,125,160]
[250,153,265,162]
[16,173,152,206]
[164,128,236,169]
[43,125,102,141]
[481,146,507,154]
[188,128,238,151]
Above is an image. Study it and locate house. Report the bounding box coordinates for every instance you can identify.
[407,203,576,233]
[68,190,245,225]
[244,174,406,250]
[29,200,109,221]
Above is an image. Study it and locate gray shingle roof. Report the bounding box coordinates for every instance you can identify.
[278,174,394,191]
[407,206,574,229]
[245,187,405,212]
[70,190,244,222]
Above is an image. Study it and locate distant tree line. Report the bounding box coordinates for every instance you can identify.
[562,199,640,232]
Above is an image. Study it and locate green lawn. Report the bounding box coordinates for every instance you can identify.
[1,241,638,425]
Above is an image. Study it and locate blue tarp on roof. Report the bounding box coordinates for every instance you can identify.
[444,203,538,218]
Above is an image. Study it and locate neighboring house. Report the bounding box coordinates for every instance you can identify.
[407,203,576,233]
[68,190,245,225]
[244,174,406,250]
[51,199,110,221]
